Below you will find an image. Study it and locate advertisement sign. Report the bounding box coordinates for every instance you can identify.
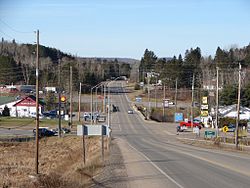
[201,104,209,110]
[201,110,208,117]
[163,99,169,108]
[202,97,208,104]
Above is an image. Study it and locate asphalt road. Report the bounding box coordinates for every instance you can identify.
[108,82,250,188]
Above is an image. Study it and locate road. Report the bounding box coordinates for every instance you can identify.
[107,81,250,188]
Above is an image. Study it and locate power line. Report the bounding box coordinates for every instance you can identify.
[0,18,33,34]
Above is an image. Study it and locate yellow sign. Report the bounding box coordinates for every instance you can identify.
[202,97,208,104]
[200,110,208,117]
[223,126,229,133]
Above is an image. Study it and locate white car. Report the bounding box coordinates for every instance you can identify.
[128,109,133,114]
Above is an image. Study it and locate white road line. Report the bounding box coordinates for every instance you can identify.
[125,140,185,188]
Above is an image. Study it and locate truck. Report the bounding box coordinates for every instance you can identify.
[179,120,202,131]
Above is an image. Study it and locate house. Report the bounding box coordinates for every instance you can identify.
[12,95,45,118]
[219,104,250,120]
[0,97,21,116]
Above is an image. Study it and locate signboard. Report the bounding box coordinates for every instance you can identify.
[175,113,183,122]
[163,99,169,108]
[77,125,110,136]
[135,97,142,103]
[202,97,208,104]
[223,126,228,133]
[140,82,144,87]
[201,110,208,117]
[201,104,209,110]
[204,130,216,138]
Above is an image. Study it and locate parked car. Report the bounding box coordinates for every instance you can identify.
[33,128,55,137]
[128,109,134,114]
[227,124,236,132]
[51,127,71,134]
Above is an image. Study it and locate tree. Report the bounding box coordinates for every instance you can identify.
[242,83,250,107]
[220,85,237,105]
[182,47,202,88]
[0,55,20,84]
[2,105,10,116]
[139,49,157,81]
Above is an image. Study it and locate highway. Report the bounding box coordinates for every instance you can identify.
[109,82,250,188]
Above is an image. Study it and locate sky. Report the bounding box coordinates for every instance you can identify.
[0,0,250,59]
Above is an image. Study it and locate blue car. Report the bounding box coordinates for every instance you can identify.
[33,128,55,137]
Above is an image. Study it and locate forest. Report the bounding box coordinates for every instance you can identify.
[1,38,250,107]
[139,44,250,107]
[0,39,132,92]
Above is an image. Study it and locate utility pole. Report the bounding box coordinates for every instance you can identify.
[191,74,194,129]
[103,84,106,113]
[155,85,157,108]
[147,76,151,119]
[215,67,219,136]
[235,63,241,148]
[58,53,62,138]
[162,84,165,122]
[175,78,178,113]
[35,29,39,174]
[78,82,81,122]
[69,66,73,128]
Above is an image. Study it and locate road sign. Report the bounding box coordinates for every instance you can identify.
[175,113,183,122]
[204,130,216,138]
[135,97,142,102]
[223,126,229,133]
[77,125,110,136]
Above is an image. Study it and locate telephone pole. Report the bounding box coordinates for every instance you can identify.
[235,63,241,148]
[191,74,194,129]
[78,82,81,122]
[162,84,165,122]
[69,66,73,128]
[215,67,219,136]
[175,78,178,113]
[35,29,39,174]
[58,53,62,137]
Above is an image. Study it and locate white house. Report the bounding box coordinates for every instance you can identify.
[0,99,21,116]
[12,95,44,118]
[219,104,250,120]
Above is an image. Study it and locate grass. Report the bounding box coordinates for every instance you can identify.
[0,136,107,187]
[0,117,71,129]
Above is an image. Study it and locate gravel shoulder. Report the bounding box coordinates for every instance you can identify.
[91,138,128,188]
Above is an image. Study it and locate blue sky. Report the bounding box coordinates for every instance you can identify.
[0,0,250,59]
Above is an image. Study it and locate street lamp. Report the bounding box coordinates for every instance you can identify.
[91,82,103,125]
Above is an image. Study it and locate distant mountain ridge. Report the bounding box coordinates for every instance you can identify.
[79,57,140,64]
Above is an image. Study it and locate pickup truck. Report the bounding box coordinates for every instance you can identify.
[179,121,202,129]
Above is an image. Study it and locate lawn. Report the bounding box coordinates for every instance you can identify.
[0,117,70,130]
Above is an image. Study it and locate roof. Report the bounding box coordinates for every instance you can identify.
[0,96,17,106]
[13,95,45,107]
[219,104,250,120]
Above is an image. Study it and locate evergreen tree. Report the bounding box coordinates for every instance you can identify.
[2,105,10,116]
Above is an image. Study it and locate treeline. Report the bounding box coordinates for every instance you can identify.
[0,39,131,92]
[139,44,250,107]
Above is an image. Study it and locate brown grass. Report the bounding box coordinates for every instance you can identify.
[0,136,107,188]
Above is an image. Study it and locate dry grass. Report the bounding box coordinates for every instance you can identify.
[0,136,107,188]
